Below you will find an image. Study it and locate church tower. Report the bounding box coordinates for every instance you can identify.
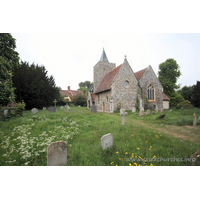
[93,49,116,92]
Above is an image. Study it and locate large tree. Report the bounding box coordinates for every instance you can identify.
[158,58,181,97]
[192,81,200,107]
[178,85,194,102]
[12,61,60,109]
[0,33,19,106]
[79,81,93,93]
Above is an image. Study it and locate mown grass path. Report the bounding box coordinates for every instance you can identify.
[104,112,200,145]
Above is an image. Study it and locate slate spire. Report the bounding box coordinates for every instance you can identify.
[100,48,109,62]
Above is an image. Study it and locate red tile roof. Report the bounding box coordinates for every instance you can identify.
[163,93,170,101]
[91,93,96,102]
[94,64,123,94]
[134,68,147,81]
[60,90,83,101]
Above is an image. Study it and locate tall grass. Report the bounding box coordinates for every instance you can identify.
[0,106,199,166]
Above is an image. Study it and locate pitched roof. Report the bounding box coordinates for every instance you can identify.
[134,68,148,81]
[91,93,96,102]
[100,48,109,62]
[163,93,170,101]
[60,90,83,97]
[94,64,123,94]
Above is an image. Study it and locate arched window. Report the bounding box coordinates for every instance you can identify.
[147,84,155,100]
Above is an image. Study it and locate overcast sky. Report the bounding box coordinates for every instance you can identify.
[12,33,200,91]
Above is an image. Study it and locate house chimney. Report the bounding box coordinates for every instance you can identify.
[68,86,70,91]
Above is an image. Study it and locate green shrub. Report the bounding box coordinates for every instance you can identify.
[177,100,193,109]
[177,117,193,126]
[135,97,140,110]
[15,101,26,117]
[73,93,87,106]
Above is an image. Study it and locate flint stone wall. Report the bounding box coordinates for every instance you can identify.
[139,66,163,110]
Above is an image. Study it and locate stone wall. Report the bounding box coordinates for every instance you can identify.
[111,59,138,111]
[139,66,163,110]
[95,90,112,112]
[93,61,116,92]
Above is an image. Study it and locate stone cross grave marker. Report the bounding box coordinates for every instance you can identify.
[47,141,67,166]
[139,110,144,117]
[120,108,128,125]
[48,107,56,112]
[101,133,113,151]
[91,105,97,113]
[53,99,58,107]
[31,108,38,114]
[193,113,196,126]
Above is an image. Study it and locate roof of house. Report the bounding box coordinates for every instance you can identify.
[91,93,96,102]
[163,93,170,101]
[60,90,83,97]
[134,68,148,81]
[94,64,123,94]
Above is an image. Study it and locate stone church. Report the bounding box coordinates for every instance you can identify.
[87,49,170,112]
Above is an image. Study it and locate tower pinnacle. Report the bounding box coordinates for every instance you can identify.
[100,48,109,62]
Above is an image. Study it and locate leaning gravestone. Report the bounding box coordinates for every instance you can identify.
[193,113,196,126]
[101,133,113,151]
[47,141,67,166]
[91,105,97,113]
[48,107,56,112]
[159,113,165,119]
[31,108,38,114]
[139,110,144,117]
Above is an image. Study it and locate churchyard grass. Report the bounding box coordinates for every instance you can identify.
[0,107,199,166]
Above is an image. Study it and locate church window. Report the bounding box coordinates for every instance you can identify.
[124,80,129,88]
[147,84,155,100]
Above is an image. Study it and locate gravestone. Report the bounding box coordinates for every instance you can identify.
[193,113,196,126]
[151,111,155,114]
[48,107,56,112]
[101,133,113,151]
[155,109,158,113]
[146,109,150,115]
[159,113,165,119]
[47,141,67,166]
[169,110,172,112]
[140,107,144,111]
[181,107,183,110]
[60,106,63,110]
[43,107,46,110]
[4,109,8,117]
[198,116,200,121]
[79,105,81,107]
[91,105,97,113]
[120,108,128,125]
[53,99,58,107]
[31,108,38,114]
[132,107,136,113]
[139,110,144,117]
[67,105,70,110]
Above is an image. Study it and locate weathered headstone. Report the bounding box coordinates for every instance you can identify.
[193,113,196,126]
[168,110,172,112]
[31,108,38,114]
[53,99,58,107]
[181,107,183,110]
[47,141,67,166]
[140,107,144,111]
[120,108,128,125]
[79,105,81,107]
[146,109,150,115]
[4,109,8,117]
[48,107,56,112]
[101,133,113,151]
[67,105,70,110]
[139,110,144,117]
[91,105,97,113]
[155,109,158,113]
[159,113,165,119]
[132,107,136,113]
[60,106,63,110]
[43,107,46,110]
